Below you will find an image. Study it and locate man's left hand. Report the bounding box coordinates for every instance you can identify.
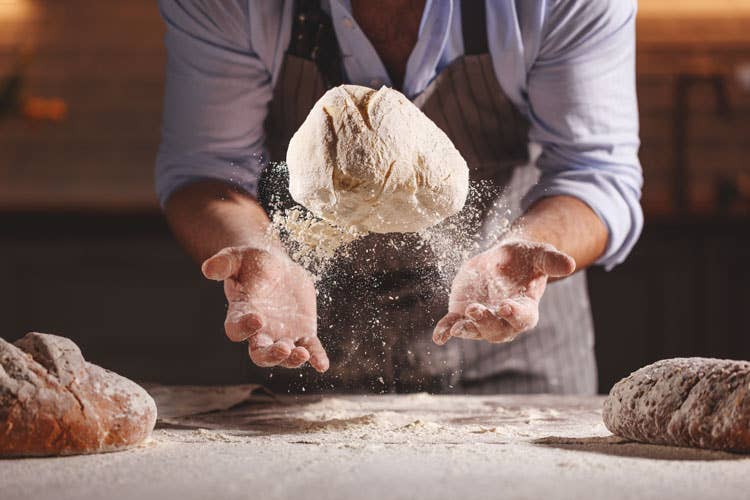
[433,239,576,345]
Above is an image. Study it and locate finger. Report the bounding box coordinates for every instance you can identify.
[449,319,482,340]
[279,346,311,369]
[224,312,263,342]
[536,248,576,278]
[432,312,462,345]
[297,336,330,373]
[202,248,243,281]
[248,335,294,368]
[464,302,515,342]
[497,297,539,333]
[465,302,493,322]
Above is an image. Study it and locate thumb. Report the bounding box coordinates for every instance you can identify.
[201,248,243,281]
[537,248,576,278]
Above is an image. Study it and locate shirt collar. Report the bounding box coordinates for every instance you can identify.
[329,0,453,98]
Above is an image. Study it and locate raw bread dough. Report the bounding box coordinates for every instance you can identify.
[286,85,469,233]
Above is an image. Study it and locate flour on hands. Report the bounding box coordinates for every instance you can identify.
[202,246,329,372]
[433,239,576,345]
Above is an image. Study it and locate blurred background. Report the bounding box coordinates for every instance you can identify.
[0,0,748,392]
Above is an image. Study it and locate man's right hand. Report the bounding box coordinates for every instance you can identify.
[201,246,329,372]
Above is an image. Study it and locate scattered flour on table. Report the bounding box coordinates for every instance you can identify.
[154,395,609,452]
[156,429,248,444]
[287,396,569,439]
[192,429,246,443]
[7,396,750,500]
[143,393,749,485]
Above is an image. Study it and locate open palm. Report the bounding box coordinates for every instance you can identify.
[433,239,575,345]
[202,246,329,372]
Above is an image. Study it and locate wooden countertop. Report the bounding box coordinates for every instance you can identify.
[2,393,749,500]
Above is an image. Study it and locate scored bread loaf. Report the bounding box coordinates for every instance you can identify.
[603,358,750,452]
[0,332,156,456]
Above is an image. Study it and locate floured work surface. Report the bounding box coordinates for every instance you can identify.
[2,392,749,500]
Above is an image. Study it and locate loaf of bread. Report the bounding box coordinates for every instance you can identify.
[0,332,156,456]
[603,358,750,452]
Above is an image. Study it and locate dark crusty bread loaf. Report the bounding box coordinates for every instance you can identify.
[603,358,750,452]
[0,332,156,456]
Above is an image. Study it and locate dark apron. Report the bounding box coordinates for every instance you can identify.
[254,0,598,395]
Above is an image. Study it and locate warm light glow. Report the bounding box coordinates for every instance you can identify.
[639,0,750,18]
[0,0,39,57]
[0,0,36,21]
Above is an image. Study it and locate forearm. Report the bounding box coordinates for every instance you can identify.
[164,180,282,264]
[513,195,608,271]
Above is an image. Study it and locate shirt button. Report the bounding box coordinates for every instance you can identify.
[342,17,354,29]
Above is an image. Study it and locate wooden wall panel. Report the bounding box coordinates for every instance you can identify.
[0,0,748,214]
[638,74,750,214]
[0,0,165,210]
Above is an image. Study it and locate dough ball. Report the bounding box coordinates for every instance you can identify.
[286,85,469,233]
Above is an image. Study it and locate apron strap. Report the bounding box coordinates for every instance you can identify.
[461,0,489,55]
[288,0,343,88]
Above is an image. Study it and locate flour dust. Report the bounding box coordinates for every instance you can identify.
[271,207,362,277]
[265,161,513,392]
[269,162,511,284]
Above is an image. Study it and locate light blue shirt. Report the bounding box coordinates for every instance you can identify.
[156,0,643,269]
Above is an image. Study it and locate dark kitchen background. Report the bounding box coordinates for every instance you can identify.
[1,0,748,392]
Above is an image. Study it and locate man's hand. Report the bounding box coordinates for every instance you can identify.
[202,246,329,372]
[432,239,576,345]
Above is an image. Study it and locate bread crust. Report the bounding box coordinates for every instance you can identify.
[603,358,750,452]
[0,332,156,456]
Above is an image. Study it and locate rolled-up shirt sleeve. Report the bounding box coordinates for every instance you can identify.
[522,0,643,270]
[155,0,273,206]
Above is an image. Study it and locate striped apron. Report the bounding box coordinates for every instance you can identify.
[256,0,598,395]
